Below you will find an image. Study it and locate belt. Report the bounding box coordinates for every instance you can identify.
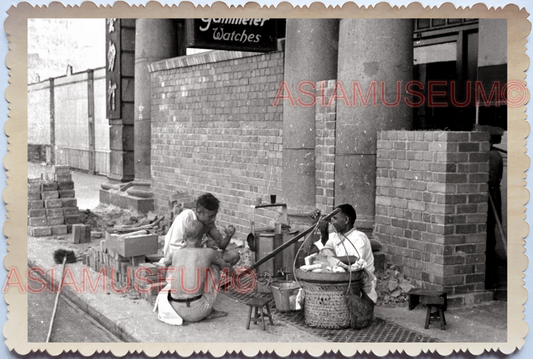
[168,292,202,307]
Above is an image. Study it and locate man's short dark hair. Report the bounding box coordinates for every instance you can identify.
[196,193,220,211]
[336,204,356,226]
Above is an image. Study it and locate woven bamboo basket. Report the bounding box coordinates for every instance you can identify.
[294,268,364,329]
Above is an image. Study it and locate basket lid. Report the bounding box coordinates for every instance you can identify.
[294,268,364,284]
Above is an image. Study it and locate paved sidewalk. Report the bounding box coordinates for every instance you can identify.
[27,232,507,343]
[26,162,508,343]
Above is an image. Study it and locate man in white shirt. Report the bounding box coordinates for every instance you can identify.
[163,193,240,265]
[309,204,377,303]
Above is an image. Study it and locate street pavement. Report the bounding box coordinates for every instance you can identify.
[25,162,508,344]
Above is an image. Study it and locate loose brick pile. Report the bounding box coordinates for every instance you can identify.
[27,165,81,237]
[85,244,167,305]
[375,131,491,304]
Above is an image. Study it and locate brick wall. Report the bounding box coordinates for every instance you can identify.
[375,131,492,304]
[315,80,337,214]
[149,50,284,235]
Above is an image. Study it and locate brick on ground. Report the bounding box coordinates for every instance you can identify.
[59,190,75,198]
[41,191,59,200]
[28,217,48,227]
[63,207,79,216]
[72,224,91,244]
[42,182,58,191]
[51,225,68,235]
[55,174,72,182]
[61,198,77,207]
[48,217,65,226]
[28,183,41,193]
[45,199,63,208]
[28,200,44,210]
[46,208,63,217]
[65,214,81,225]
[28,226,52,237]
[28,193,41,201]
[28,209,46,218]
[57,181,75,190]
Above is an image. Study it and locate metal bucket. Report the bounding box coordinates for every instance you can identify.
[270,281,300,312]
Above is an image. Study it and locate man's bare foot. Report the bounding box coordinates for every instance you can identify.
[204,309,228,321]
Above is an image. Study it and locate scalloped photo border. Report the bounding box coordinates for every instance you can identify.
[3,1,530,357]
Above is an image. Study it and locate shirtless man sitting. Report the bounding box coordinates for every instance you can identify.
[163,220,233,322]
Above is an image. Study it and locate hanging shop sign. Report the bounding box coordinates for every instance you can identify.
[185,18,278,52]
[106,18,121,119]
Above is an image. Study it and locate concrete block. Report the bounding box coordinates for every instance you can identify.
[58,181,75,190]
[45,199,63,208]
[105,232,158,257]
[55,174,72,182]
[28,209,46,218]
[59,190,76,198]
[73,224,91,244]
[65,214,81,224]
[28,200,44,209]
[42,182,58,191]
[63,207,79,215]
[28,217,48,227]
[29,226,52,237]
[53,165,71,175]
[28,192,41,201]
[28,183,42,193]
[46,208,64,217]
[42,191,60,200]
[61,198,77,208]
[48,217,65,226]
[51,225,68,235]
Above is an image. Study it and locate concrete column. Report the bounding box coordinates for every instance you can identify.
[336,19,413,230]
[134,19,178,186]
[87,69,96,175]
[282,19,339,218]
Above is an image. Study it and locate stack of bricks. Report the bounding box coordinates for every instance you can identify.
[85,245,167,305]
[375,131,492,305]
[315,80,337,214]
[28,165,81,237]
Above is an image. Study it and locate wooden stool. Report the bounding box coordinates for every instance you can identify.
[408,289,447,330]
[245,297,274,331]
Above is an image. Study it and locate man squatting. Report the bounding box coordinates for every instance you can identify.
[162,219,233,322]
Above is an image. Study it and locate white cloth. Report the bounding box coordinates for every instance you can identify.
[163,209,204,256]
[153,284,183,326]
[325,228,378,303]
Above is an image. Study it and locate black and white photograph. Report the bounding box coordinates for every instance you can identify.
[2,1,530,357]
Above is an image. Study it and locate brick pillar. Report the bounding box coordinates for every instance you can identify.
[315,80,337,214]
[375,130,493,305]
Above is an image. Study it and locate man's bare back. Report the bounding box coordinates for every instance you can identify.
[167,246,230,299]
